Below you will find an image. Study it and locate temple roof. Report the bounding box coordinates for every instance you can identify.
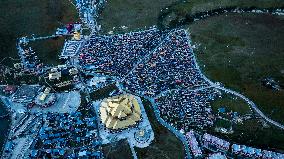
[100,94,141,130]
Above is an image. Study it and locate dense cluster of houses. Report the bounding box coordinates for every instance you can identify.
[17,46,42,70]
[201,132,284,158]
[232,144,284,159]
[185,130,202,158]
[47,65,79,89]
[3,2,283,157]
[3,141,14,156]
[184,132,284,158]
[232,144,262,158]
[2,85,17,95]
[30,112,102,158]
[74,0,104,31]
[123,29,210,97]
[262,150,284,159]
[203,133,230,152]
[79,28,164,77]
[11,85,41,103]
[156,89,217,130]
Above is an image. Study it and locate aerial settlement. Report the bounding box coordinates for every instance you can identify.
[0,0,284,159]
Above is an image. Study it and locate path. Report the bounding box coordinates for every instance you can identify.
[120,30,177,82]
[146,97,192,159]
[215,86,284,130]
[184,30,284,130]
[117,28,284,159]
[129,141,138,159]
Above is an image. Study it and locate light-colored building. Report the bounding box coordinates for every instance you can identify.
[203,133,230,152]
[39,87,51,102]
[34,87,56,108]
[99,94,141,130]
[14,63,22,69]
[48,72,61,80]
[186,131,203,158]
[55,80,72,87]
[69,68,79,75]
[60,40,82,59]
[48,68,61,80]
[207,153,227,159]
[73,31,81,41]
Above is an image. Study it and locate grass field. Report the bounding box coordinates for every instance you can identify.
[0,0,79,64]
[189,13,284,124]
[1,0,284,155]
[29,37,65,65]
[99,0,284,32]
[102,139,133,159]
[89,84,118,101]
[98,0,284,152]
[98,97,186,159]
[99,0,176,34]
[209,119,284,151]
[134,99,185,159]
[165,0,284,15]
[214,119,232,129]
[158,0,284,29]
[211,93,252,116]
[0,102,10,154]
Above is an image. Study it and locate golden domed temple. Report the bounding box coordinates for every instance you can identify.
[99,94,142,130]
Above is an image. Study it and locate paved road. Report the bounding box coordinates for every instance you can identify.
[215,86,284,130]
[84,27,284,159]
[128,141,138,159]
[155,85,215,98]
[184,30,284,130]
[120,30,176,83]
[116,28,284,159]
[144,97,192,159]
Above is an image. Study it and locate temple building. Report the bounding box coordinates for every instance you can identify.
[48,68,61,80]
[99,94,141,130]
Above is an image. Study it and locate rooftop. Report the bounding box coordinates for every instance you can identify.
[99,94,141,130]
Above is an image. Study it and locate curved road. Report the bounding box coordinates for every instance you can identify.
[216,86,284,130]
[184,30,284,130]
[145,97,192,159]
